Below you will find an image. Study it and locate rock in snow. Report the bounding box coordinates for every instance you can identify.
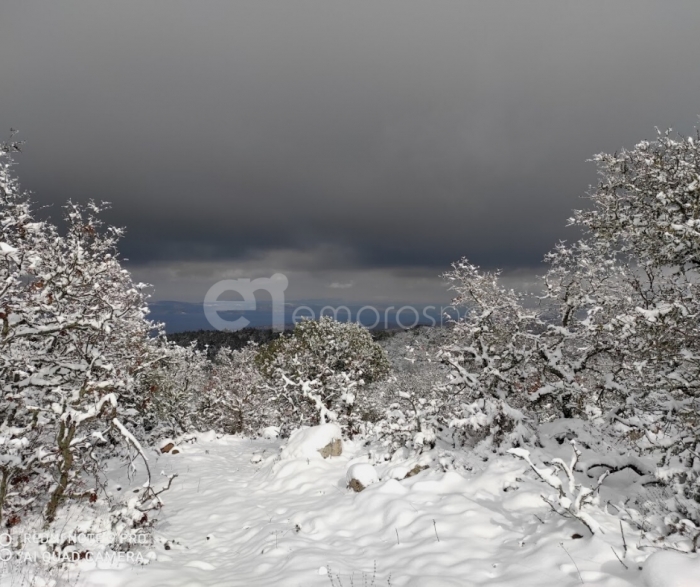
[160,441,176,454]
[279,424,343,460]
[346,463,379,492]
[318,438,342,458]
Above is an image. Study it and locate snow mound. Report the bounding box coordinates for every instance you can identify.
[643,550,700,587]
[387,465,411,480]
[262,426,280,439]
[280,424,343,460]
[193,430,217,442]
[346,463,379,490]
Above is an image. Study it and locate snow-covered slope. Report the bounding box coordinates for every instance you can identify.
[73,433,653,587]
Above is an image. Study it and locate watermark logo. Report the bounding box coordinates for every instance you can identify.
[204,273,288,331]
[0,531,150,575]
[203,273,466,331]
[0,533,11,565]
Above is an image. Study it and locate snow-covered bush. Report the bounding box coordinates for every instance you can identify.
[368,342,444,455]
[0,138,165,526]
[137,341,273,438]
[194,344,270,435]
[371,379,439,455]
[136,340,209,438]
[438,262,539,448]
[257,317,390,434]
[509,442,609,535]
[557,130,700,542]
[439,127,700,548]
[438,257,613,446]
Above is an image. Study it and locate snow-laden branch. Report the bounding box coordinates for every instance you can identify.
[509,441,609,535]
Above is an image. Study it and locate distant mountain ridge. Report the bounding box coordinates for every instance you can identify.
[149,300,456,334]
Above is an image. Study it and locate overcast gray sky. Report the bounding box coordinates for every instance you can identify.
[2,1,700,303]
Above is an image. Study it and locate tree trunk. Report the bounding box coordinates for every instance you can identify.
[45,421,76,525]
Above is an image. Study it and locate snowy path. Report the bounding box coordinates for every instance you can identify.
[83,435,643,587]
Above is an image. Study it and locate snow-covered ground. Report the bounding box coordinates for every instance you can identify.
[46,431,678,587]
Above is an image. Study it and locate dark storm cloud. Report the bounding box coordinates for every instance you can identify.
[2,1,700,299]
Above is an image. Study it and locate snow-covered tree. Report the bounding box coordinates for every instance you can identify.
[369,342,445,455]
[441,127,700,546]
[438,261,537,448]
[0,138,165,526]
[257,317,390,433]
[137,341,209,438]
[194,344,269,435]
[558,130,700,542]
